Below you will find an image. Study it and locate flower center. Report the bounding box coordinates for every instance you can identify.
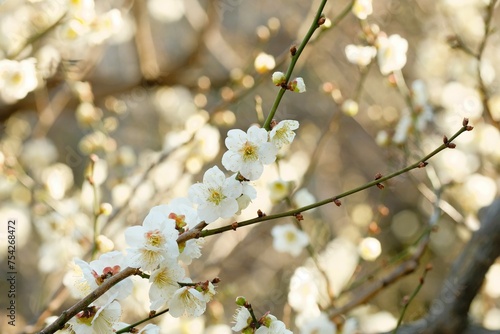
[285,231,297,242]
[145,229,165,247]
[240,142,258,162]
[208,188,225,205]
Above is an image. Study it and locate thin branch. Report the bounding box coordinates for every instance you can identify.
[115,308,170,334]
[263,0,329,130]
[329,233,430,319]
[188,124,470,240]
[38,267,141,334]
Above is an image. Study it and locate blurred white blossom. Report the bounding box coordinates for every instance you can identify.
[254,52,276,73]
[0,58,38,102]
[377,34,408,75]
[358,237,382,261]
[271,224,309,257]
[345,45,377,66]
[352,0,373,19]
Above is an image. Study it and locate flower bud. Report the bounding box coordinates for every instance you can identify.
[235,296,247,306]
[272,71,286,86]
[289,77,306,93]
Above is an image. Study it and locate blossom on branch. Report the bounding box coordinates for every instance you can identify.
[231,306,253,332]
[73,251,133,306]
[124,205,180,271]
[222,126,277,181]
[256,314,292,334]
[149,261,186,310]
[189,166,242,223]
[269,120,299,149]
[68,300,121,334]
[168,285,208,318]
[272,71,286,86]
[289,77,306,93]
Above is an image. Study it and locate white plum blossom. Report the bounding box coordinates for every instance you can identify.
[189,166,242,223]
[345,45,377,67]
[352,0,373,19]
[178,238,205,265]
[271,224,309,257]
[235,176,258,214]
[222,126,278,181]
[168,285,208,318]
[290,77,306,93]
[0,58,38,102]
[256,315,292,334]
[73,251,133,306]
[272,71,286,86]
[149,261,186,310]
[125,205,180,271]
[232,306,252,331]
[68,300,121,334]
[269,120,299,149]
[358,237,382,261]
[300,313,337,334]
[377,34,409,75]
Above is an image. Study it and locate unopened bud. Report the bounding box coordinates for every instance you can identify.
[466,125,474,131]
[270,119,278,129]
[376,183,385,190]
[334,198,342,206]
[317,15,326,26]
[290,45,297,56]
[272,71,286,86]
[294,213,304,221]
[235,296,247,306]
[99,202,113,216]
[257,209,266,217]
[447,143,456,149]
[443,135,448,144]
[462,118,469,126]
[375,173,383,180]
[289,77,306,93]
[418,161,428,168]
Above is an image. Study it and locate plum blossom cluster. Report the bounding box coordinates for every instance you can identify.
[64,109,300,331]
[191,119,299,223]
[231,297,293,334]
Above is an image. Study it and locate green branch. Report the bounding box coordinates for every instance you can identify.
[200,124,470,238]
[263,0,329,130]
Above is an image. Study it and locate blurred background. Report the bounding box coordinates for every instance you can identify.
[0,0,499,333]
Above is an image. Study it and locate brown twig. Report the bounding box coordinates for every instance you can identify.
[38,267,141,334]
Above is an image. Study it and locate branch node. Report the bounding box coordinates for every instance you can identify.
[231,222,239,231]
